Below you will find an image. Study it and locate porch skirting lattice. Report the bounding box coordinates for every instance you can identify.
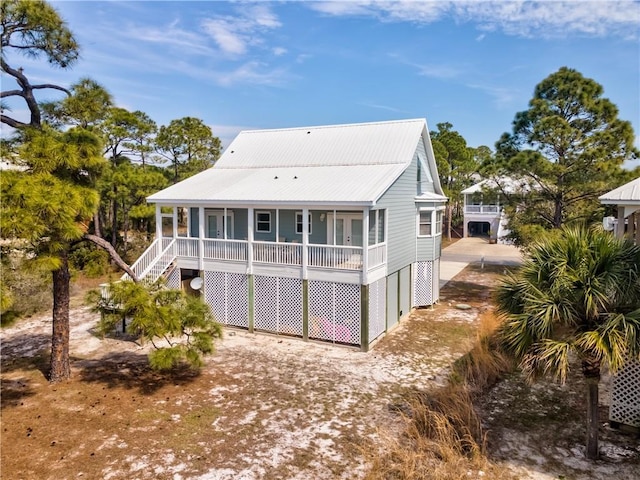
[196,263,437,349]
[413,260,438,307]
[610,359,640,428]
[204,271,249,328]
[369,278,386,341]
[308,280,361,345]
[255,276,304,337]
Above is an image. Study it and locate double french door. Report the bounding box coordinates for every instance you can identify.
[206,210,234,239]
[327,213,363,246]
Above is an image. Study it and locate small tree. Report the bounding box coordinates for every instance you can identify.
[496,225,640,459]
[93,281,222,370]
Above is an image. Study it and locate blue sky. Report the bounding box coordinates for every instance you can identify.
[3,1,639,166]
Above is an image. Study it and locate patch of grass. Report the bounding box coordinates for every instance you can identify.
[364,309,517,480]
[451,311,514,394]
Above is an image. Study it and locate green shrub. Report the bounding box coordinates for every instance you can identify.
[1,248,52,325]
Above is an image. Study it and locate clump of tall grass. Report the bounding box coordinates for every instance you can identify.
[364,310,517,480]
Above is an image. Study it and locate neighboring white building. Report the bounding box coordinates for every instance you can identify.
[599,177,640,430]
[127,119,447,351]
[599,176,640,244]
[460,177,527,243]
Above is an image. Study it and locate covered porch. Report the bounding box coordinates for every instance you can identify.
[130,204,388,283]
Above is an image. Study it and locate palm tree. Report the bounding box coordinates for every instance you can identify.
[495,225,640,459]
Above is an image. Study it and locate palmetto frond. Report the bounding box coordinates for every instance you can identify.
[496,224,640,381]
[521,339,572,383]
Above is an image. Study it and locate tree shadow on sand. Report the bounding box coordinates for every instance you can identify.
[75,351,201,395]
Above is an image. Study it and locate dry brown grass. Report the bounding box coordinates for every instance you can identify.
[451,310,514,395]
[364,310,517,480]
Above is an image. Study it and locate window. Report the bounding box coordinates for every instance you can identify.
[435,210,443,234]
[418,209,444,237]
[369,209,386,244]
[419,211,432,236]
[256,211,271,233]
[295,212,312,234]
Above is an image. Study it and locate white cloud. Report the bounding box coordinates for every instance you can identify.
[273,47,288,56]
[214,61,291,87]
[308,1,640,39]
[415,63,462,79]
[466,83,519,109]
[359,101,409,113]
[389,54,463,79]
[202,4,282,57]
[125,22,215,56]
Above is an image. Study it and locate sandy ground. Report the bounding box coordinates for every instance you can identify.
[1,265,638,479]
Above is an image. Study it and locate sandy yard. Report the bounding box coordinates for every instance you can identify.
[1,265,638,479]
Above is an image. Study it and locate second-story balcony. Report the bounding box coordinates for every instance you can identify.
[464,205,500,214]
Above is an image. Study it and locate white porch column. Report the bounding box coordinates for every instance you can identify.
[362,208,369,284]
[247,207,254,274]
[332,209,337,245]
[302,207,309,279]
[617,207,626,239]
[198,206,205,270]
[172,207,178,238]
[276,209,280,241]
[155,204,162,241]
[223,207,228,239]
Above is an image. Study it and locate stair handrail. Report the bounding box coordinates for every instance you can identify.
[139,239,177,281]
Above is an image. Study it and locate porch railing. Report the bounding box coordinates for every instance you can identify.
[131,238,383,280]
[367,243,387,269]
[203,238,248,261]
[174,237,199,258]
[253,241,302,265]
[465,205,499,214]
[308,244,362,270]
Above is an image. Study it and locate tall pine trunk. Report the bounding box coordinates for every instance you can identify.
[50,250,71,382]
[111,184,118,247]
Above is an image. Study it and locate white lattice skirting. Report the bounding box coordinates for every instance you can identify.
[413,260,438,306]
[165,266,181,290]
[204,271,249,328]
[610,359,640,427]
[309,280,361,345]
[369,278,386,341]
[255,276,304,337]
[198,267,441,348]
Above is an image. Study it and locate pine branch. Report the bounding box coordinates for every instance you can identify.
[82,233,139,282]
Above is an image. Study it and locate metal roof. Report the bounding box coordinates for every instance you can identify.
[599,177,640,205]
[148,119,435,205]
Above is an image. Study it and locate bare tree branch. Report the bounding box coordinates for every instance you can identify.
[32,84,71,94]
[1,89,24,97]
[0,114,28,129]
[83,234,139,282]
